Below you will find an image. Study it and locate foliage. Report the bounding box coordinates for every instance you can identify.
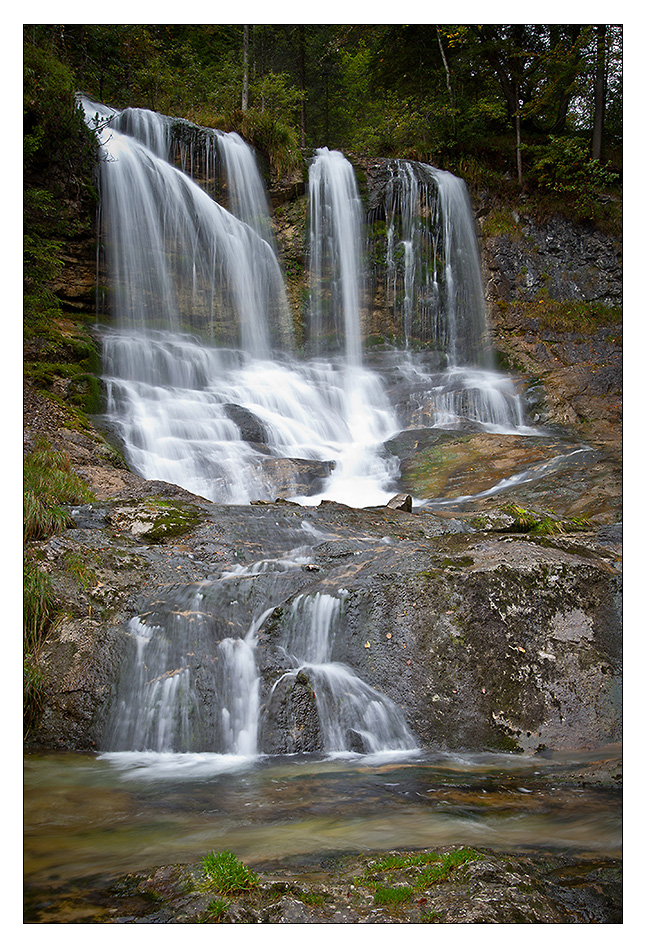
[534,135,619,219]
[201,850,260,894]
[25,23,621,213]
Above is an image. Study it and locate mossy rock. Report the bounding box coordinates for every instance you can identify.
[108,497,203,543]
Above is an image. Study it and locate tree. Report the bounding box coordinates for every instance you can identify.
[242,25,249,111]
[591,25,607,160]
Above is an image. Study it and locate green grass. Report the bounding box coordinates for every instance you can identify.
[23,556,58,732]
[23,437,94,732]
[372,884,415,905]
[201,850,260,895]
[203,897,231,921]
[502,504,591,537]
[24,437,94,540]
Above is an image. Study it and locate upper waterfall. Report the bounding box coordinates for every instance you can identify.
[308,148,365,365]
[80,96,529,508]
[82,95,292,357]
[374,159,492,366]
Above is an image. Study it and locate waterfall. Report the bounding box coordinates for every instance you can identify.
[78,98,536,760]
[216,130,276,245]
[102,576,274,755]
[379,159,490,365]
[86,103,289,357]
[103,578,417,758]
[273,593,418,754]
[308,148,365,365]
[430,167,492,368]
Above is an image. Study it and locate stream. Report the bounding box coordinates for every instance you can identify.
[25,747,620,908]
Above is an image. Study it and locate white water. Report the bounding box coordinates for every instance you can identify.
[308,148,365,365]
[271,592,418,754]
[84,97,529,508]
[380,159,491,366]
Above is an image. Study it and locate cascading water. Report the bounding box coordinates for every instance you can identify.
[373,159,528,432]
[273,593,417,754]
[103,557,417,758]
[84,98,399,507]
[81,97,536,762]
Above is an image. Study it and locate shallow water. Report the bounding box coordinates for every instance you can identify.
[24,746,621,892]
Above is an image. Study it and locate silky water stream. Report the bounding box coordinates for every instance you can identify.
[24,100,618,913]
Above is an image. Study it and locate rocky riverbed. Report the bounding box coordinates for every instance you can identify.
[25,842,622,924]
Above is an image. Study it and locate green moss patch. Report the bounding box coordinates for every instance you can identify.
[355,847,484,908]
[111,496,203,543]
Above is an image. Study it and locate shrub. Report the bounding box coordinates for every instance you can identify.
[534,135,618,220]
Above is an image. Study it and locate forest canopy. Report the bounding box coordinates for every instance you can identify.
[24,23,622,216]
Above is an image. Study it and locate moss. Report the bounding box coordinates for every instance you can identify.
[501,504,592,537]
[356,848,485,904]
[482,207,523,240]
[135,497,203,543]
[512,298,622,334]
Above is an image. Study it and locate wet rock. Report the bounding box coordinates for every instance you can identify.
[222,403,269,445]
[27,493,622,755]
[259,669,323,754]
[386,493,412,512]
[257,457,335,497]
[482,213,622,308]
[34,846,619,923]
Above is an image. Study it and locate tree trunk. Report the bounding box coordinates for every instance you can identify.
[591,24,607,160]
[242,25,249,112]
[436,28,456,136]
[514,80,523,187]
[299,26,306,149]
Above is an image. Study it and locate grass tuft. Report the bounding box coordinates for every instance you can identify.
[356,847,484,909]
[24,437,93,540]
[201,850,260,895]
[203,896,231,921]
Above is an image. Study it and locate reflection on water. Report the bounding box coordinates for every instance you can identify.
[24,746,621,890]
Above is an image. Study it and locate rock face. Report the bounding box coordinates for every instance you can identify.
[26,437,622,756]
[481,211,622,308]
